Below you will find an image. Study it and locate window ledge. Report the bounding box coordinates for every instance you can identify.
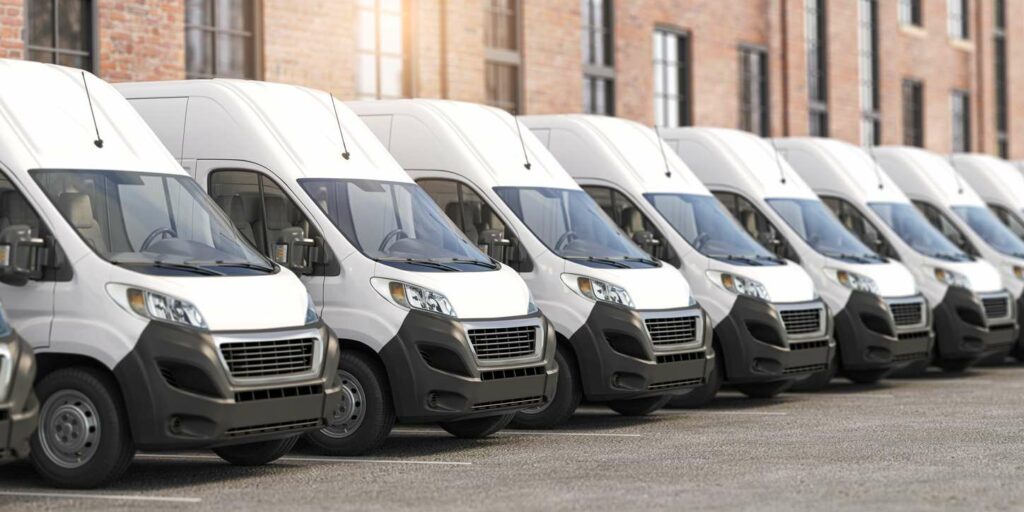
[900,25,927,38]
[950,38,974,51]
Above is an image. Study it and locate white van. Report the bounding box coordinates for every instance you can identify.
[119,81,556,453]
[661,128,928,387]
[0,61,342,488]
[522,115,834,403]
[0,302,37,463]
[350,100,711,426]
[951,154,1024,251]
[873,147,1019,364]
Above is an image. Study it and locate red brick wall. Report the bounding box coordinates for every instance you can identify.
[262,0,356,96]
[0,0,23,60]
[522,0,581,114]
[97,0,185,82]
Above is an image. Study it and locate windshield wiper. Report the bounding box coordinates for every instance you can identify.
[565,256,630,268]
[931,252,967,262]
[152,260,225,276]
[377,257,459,271]
[205,260,275,273]
[614,256,660,267]
[826,252,876,264]
[753,254,785,264]
[709,254,764,266]
[445,258,499,269]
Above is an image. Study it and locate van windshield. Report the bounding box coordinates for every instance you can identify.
[952,205,1024,258]
[495,187,658,269]
[767,198,884,263]
[300,179,495,272]
[644,193,781,265]
[868,202,970,261]
[32,170,274,276]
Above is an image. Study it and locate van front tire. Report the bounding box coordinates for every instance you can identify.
[213,436,298,466]
[30,367,135,489]
[512,344,580,429]
[791,351,838,392]
[304,350,395,456]
[607,395,671,416]
[440,413,513,438]
[735,380,792,399]
[668,346,723,408]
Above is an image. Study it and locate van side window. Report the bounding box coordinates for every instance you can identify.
[581,186,680,267]
[713,191,800,262]
[821,196,897,260]
[912,200,980,257]
[418,179,532,272]
[0,174,66,281]
[209,170,332,276]
[988,204,1024,240]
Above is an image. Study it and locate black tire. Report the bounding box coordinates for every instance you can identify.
[890,358,929,378]
[29,367,135,489]
[607,395,671,416]
[936,358,973,373]
[213,436,298,466]
[844,368,890,385]
[303,350,395,456]
[735,379,793,399]
[667,345,723,408]
[512,344,581,429]
[439,413,514,438]
[1012,343,1024,363]
[791,350,838,392]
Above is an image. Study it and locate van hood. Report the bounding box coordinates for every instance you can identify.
[833,261,918,297]
[373,264,532,319]
[708,259,817,304]
[563,261,693,311]
[943,259,1004,294]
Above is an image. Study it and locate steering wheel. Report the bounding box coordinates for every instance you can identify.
[692,233,711,251]
[378,228,410,252]
[140,227,177,251]
[554,231,579,252]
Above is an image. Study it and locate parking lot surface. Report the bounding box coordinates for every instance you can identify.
[2,366,1024,511]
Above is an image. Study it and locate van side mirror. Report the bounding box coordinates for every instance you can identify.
[631,231,660,253]
[478,229,512,261]
[274,227,317,274]
[0,225,45,286]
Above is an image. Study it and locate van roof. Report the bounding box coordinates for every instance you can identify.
[950,153,1024,211]
[872,146,985,208]
[774,137,911,205]
[115,79,410,183]
[347,99,579,190]
[521,114,711,196]
[0,59,181,175]
[659,127,818,200]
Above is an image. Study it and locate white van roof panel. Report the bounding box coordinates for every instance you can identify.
[950,153,1024,211]
[774,137,911,205]
[873,146,985,208]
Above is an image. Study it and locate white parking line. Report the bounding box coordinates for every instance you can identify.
[658,410,790,416]
[813,393,896,398]
[395,428,642,438]
[136,453,471,466]
[0,490,201,504]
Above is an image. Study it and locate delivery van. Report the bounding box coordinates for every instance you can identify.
[0,302,37,463]
[0,60,342,488]
[950,154,1024,249]
[873,147,1019,365]
[523,115,835,402]
[351,100,711,426]
[120,80,556,454]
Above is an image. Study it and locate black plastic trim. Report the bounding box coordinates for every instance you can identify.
[932,287,1018,368]
[833,291,933,372]
[0,333,38,463]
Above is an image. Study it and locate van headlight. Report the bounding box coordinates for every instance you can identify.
[830,269,879,294]
[126,288,208,330]
[934,268,971,289]
[561,274,635,309]
[373,278,457,318]
[1011,265,1024,281]
[306,294,320,325]
[708,271,770,301]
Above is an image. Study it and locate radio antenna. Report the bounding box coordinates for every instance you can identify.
[512,110,532,170]
[328,92,351,160]
[768,137,786,184]
[81,72,103,148]
[653,125,672,178]
[947,153,965,195]
[865,144,885,190]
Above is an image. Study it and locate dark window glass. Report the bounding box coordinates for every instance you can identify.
[989,204,1024,241]
[899,0,922,26]
[951,90,971,152]
[821,196,896,259]
[582,0,614,115]
[859,0,881,145]
[912,200,979,256]
[713,191,799,262]
[185,0,258,79]
[994,0,1009,158]
[357,0,406,99]
[738,46,769,136]
[582,186,679,266]
[26,0,94,71]
[806,0,828,136]
[485,0,521,113]
[653,28,690,127]
[902,79,924,147]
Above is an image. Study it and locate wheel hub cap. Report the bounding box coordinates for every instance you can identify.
[38,390,100,469]
[320,370,366,439]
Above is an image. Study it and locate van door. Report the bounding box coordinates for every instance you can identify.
[0,169,56,348]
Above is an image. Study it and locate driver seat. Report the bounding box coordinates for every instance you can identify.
[0,190,39,236]
[620,207,645,238]
[216,195,257,246]
[58,192,105,250]
[254,196,299,252]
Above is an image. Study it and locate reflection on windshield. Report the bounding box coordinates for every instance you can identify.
[301,179,493,268]
[952,206,1024,258]
[32,170,272,273]
[495,187,655,265]
[767,198,882,263]
[645,193,780,265]
[869,202,969,261]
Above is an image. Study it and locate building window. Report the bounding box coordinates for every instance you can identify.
[185,0,260,79]
[25,0,94,71]
[653,28,690,127]
[995,0,1008,157]
[948,0,968,40]
[951,90,971,152]
[859,0,881,145]
[485,0,522,113]
[738,46,769,136]
[805,0,828,136]
[899,0,922,27]
[582,0,614,115]
[357,0,406,99]
[902,79,924,147]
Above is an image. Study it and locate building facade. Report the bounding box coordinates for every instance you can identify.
[1,0,1022,158]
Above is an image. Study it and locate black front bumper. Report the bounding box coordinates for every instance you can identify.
[932,287,1018,367]
[380,310,558,423]
[715,296,834,385]
[833,292,933,373]
[113,321,343,451]
[568,302,711,402]
[0,334,38,463]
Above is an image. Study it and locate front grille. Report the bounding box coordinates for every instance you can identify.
[220,338,316,379]
[480,365,545,381]
[470,396,544,411]
[235,384,324,403]
[783,363,827,375]
[893,351,929,363]
[790,339,828,351]
[780,308,822,336]
[889,301,924,326]
[648,378,703,390]
[644,316,698,346]
[982,296,1010,320]
[656,351,706,364]
[224,418,321,438]
[897,330,931,342]
[468,325,537,360]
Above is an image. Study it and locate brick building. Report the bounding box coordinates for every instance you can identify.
[1,0,1022,158]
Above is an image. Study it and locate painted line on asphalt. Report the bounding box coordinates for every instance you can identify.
[395,428,643,438]
[136,453,471,466]
[812,393,896,398]
[0,490,200,504]
[657,410,790,416]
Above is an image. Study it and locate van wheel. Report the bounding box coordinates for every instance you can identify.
[512,344,580,429]
[844,368,889,384]
[303,351,395,456]
[735,380,793,399]
[936,358,973,373]
[440,413,514,438]
[30,367,135,489]
[791,351,838,392]
[1012,343,1024,363]
[890,358,929,378]
[607,395,671,416]
[668,346,723,408]
[213,436,298,465]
